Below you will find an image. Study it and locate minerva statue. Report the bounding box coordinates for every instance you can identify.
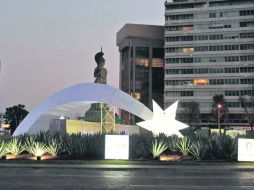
[84,49,108,122]
[94,50,107,84]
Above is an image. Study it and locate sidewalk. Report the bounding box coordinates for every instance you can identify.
[1,159,254,170]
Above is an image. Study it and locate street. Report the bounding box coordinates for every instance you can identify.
[0,162,254,189]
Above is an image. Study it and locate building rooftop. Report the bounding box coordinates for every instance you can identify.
[116,24,164,46]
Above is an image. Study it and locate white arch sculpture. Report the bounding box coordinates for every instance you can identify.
[13,83,153,136]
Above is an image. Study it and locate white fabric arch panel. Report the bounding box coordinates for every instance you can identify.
[13,83,153,136]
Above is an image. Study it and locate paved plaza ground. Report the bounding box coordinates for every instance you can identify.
[0,161,254,190]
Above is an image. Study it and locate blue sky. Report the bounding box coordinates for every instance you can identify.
[0,0,165,112]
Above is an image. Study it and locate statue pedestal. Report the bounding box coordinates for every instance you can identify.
[84,103,103,122]
[84,103,115,133]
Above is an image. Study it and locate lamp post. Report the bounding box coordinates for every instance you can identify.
[217,104,222,135]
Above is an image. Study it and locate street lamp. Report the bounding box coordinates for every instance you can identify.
[217,104,222,135]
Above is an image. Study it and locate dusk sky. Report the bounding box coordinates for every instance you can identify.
[0,0,165,112]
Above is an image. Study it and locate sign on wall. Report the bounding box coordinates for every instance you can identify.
[105,135,129,160]
[238,138,254,162]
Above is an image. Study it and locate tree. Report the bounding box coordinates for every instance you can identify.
[3,104,29,134]
[239,87,254,131]
[211,95,229,131]
[182,101,200,128]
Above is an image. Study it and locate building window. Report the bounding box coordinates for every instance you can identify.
[181,91,193,97]
[194,79,209,85]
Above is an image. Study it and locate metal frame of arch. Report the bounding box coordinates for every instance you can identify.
[13,83,153,136]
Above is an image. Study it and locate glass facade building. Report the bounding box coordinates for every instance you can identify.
[164,0,254,128]
[117,24,164,123]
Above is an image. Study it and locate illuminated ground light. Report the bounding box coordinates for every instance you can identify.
[105,135,129,160]
[238,138,254,162]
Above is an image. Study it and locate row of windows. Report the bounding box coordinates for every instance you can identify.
[165,33,254,42]
[165,55,254,64]
[180,101,241,108]
[165,14,193,21]
[165,2,205,10]
[166,10,252,22]
[164,91,194,97]
[225,90,254,96]
[165,90,253,100]
[227,102,241,108]
[239,10,254,16]
[165,78,254,86]
[165,25,193,31]
[210,78,254,85]
[165,10,253,21]
[165,1,254,10]
[209,0,254,7]
[165,44,254,53]
[165,22,254,32]
[165,67,254,75]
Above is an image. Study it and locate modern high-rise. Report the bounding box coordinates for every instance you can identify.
[117,24,164,122]
[164,0,254,128]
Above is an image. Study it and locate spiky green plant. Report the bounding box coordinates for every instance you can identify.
[86,134,105,159]
[129,134,152,159]
[189,140,208,160]
[151,139,168,159]
[35,132,50,144]
[166,135,179,152]
[0,141,7,158]
[176,137,193,157]
[47,140,59,157]
[27,142,47,157]
[134,142,150,159]
[65,134,90,158]
[24,136,36,152]
[6,138,24,156]
[207,135,223,159]
[220,135,237,160]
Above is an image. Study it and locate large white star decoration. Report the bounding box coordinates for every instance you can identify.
[136,100,190,138]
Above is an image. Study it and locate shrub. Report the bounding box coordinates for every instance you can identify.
[129,133,153,159]
[0,140,7,158]
[165,135,179,152]
[220,135,237,160]
[6,138,24,156]
[189,140,208,160]
[86,134,105,159]
[151,139,168,159]
[27,141,48,158]
[65,134,90,159]
[47,140,59,157]
[24,136,36,151]
[134,142,150,159]
[176,137,193,157]
[206,135,223,159]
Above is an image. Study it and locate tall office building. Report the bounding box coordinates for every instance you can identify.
[164,0,254,128]
[117,24,164,122]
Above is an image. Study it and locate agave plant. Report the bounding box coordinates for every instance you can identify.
[0,140,7,158]
[220,135,237,160]
[166,135,179,152]
[206,135,223,159]
[189,140,208,160]
[47,140,59,157]
[134,142,150,159]
[176,137,193,157]
[65,134,90,159]
[24,136,36,151]
[6,138,24,157]
[151,139,168,159]
[27,141,48,158]
[86,134,105,159]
